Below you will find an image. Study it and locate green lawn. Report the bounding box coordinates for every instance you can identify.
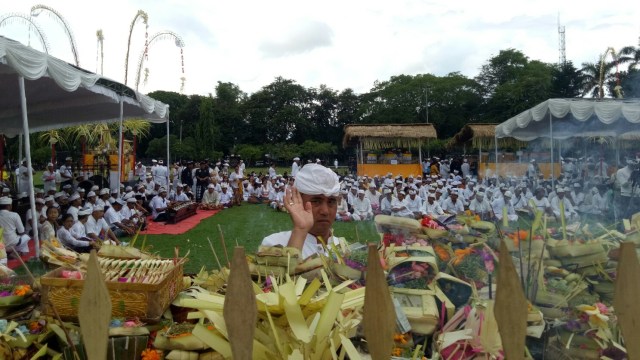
[135,204,380,274]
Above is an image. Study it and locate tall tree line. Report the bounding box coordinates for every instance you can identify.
[137,45,640,163]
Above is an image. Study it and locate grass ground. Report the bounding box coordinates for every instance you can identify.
[132,204,380,274]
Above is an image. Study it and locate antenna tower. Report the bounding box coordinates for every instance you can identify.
[558,15,566,65]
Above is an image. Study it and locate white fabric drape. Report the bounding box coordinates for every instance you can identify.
[496,98,640,140]
[0,36,169,137]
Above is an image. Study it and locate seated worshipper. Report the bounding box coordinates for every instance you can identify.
[421,193,444,217]
[40,206,60,241]
[248,179,263,204]
[528,187,554,217]
[57,214,96,253]
[242,180,253,202]
[200,184,221,210]
[551,187,578,221]
[219,184,234,208]
[150,187,171,221]
[104,199,136,236]
[380,188,394,215]
[336,190,352,221]
[352,189,373,221]
[66,193,82,222]
[391,191,415,218]
[469,191,493,220]
[405,189,423,219]
[0,196,32,261]
[95,188,110,211]
[26,198,46,237]
[0,196,31,263]
[170,183,190,202]
[493,191,518,222]
[365,186,381,214]
[121,197,147,231]
[269,183,286,211]
[441,189,465,214]
[85,207,120,244]
[261,164,341,259]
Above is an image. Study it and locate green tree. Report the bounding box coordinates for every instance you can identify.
[195,96,220,158]
[213,82,247,153]
[235,144,263,165]
[550,61,584,98]
[475,49,529,97]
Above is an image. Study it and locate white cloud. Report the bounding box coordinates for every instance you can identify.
[1,0,639,96]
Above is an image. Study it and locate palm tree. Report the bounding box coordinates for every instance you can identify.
[618,45,640,70]
[580,60,617,98]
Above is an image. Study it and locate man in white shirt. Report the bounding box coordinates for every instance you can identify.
[85,207,120,244]
[461,159,471,178]
[469,191,493,219]
[66,193,82,222]
[261,164,341,259]
[380,188,394,215]
[441,190,465,214]
[104,199,135,236]
[421,193,444,217]
[201,184,221,209]
[17,160,32,195]
[150,187,170,221]
[405,190,423,219]
[219,184,233,208]
[352,190,373,221]
[59,157,74,191]
[493,191,518,222]
[42,162,57,193]
[365,186,381,214]
[291,157,301,178]
[529,187,553,216]
[0,197,32,260]
[154,160,169,187]
[170,184,190,202]
[551,188,578,221]
[391,192,414,218]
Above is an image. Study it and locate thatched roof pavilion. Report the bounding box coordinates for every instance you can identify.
[342,123,437,149]
[448,123,526,149]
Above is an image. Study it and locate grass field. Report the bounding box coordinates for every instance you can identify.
[135,204,380,274]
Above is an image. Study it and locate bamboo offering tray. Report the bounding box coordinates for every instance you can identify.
[40,260,184,322]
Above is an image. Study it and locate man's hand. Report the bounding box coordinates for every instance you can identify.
[284,186,313,232]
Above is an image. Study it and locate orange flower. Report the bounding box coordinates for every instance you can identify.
[392,347,403,356]
[453,248,474,265]
[13,285,31,296]
[434,244,451,262]
[141,348,161,360]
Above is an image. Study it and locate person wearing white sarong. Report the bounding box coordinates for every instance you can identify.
[352,190,373,221]
[291,157,301,178]
[441,190,465,214]
[421,193,444,217]
[493,191,518,222]
[0,197,31,261]
[391,192,414,218]
[550,188,578,221]
[405,190,423,219]
[365,186,381,213]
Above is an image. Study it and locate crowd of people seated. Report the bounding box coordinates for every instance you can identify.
[1,151,636,263]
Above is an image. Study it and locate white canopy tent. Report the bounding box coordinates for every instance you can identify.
[0,36,170,256]
[495,98,640,183]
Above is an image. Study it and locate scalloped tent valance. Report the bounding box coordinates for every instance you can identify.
[495,98,640,141]
[0,36,169,137]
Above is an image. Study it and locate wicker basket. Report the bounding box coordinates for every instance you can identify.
[40,263,183,322]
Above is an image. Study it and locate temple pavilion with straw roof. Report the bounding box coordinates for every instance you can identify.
[343,123,437,177]
[448,123,559,179]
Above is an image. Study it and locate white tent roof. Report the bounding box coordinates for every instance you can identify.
[495,98,640,141]
[0,36,169,137]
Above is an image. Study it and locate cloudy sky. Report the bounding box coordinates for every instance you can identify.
[1,0,639,96]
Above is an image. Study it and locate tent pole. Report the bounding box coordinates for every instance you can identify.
[479,142,482,178]
[616,137,620,168]
[117,99,124,196]
[550,113,554,189]
[494,135,498,178]
[166,119,170,187]
[18,76,40,257]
